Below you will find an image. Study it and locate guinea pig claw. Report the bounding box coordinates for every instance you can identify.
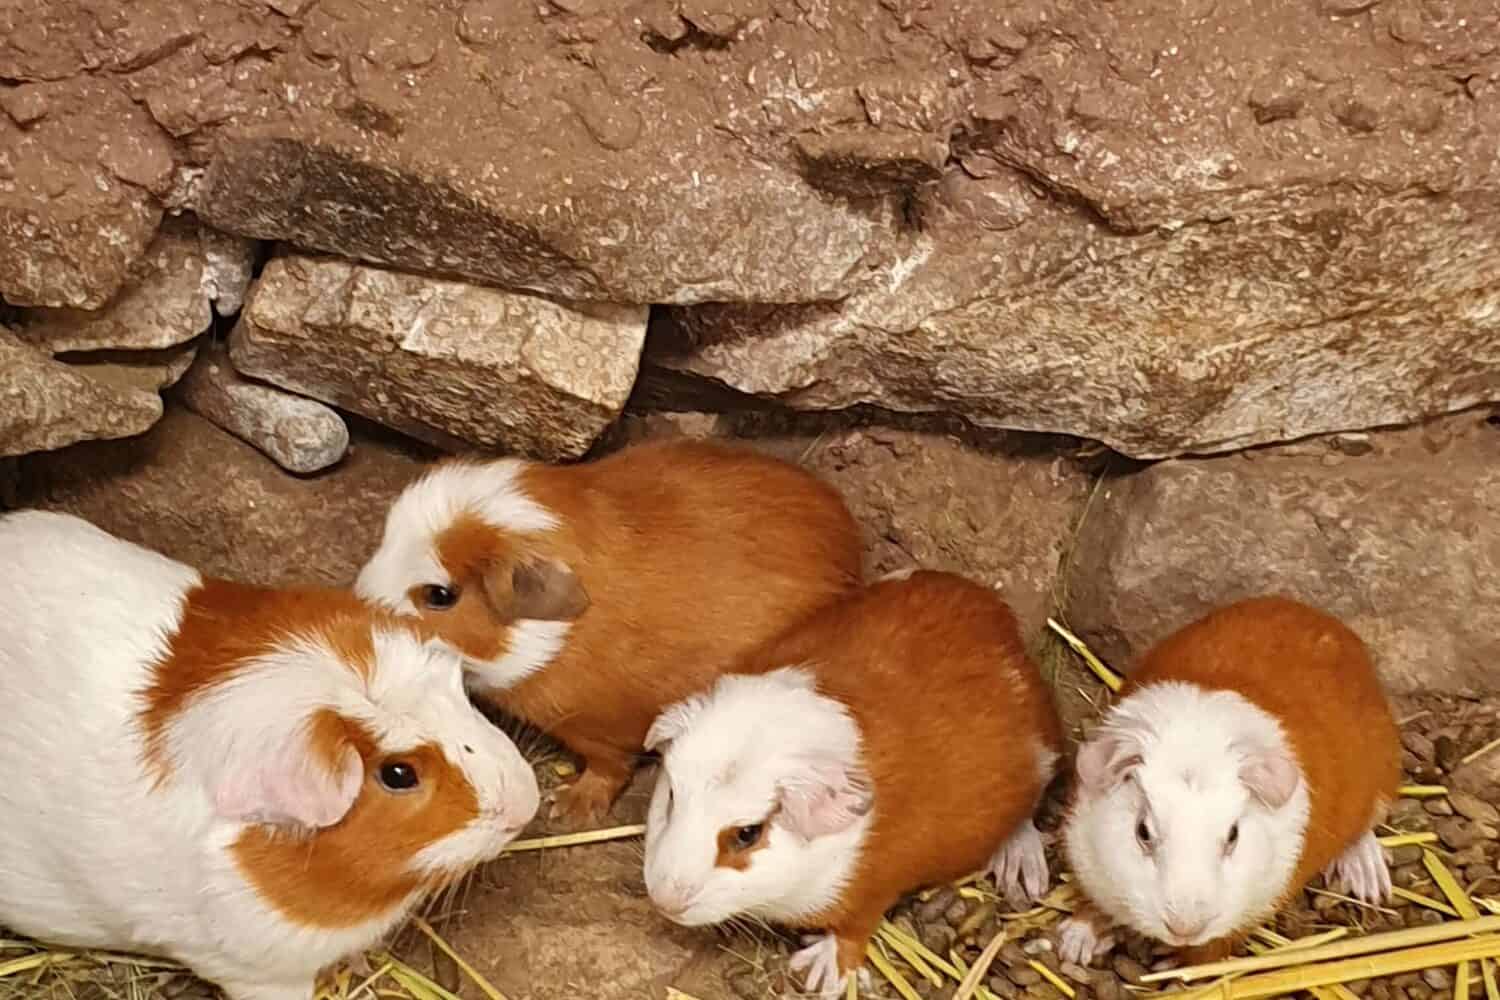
[990,818,1050,910]
[788,932,849,999]
[1057,917,1113,966]
[1324,827,1393,904]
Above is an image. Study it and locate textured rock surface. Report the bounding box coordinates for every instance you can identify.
[10,405,429,586]
[1065,409,1500,696]
[651,189,1500,458]
[228,254,647,459]
[0,328,168,457]
[177,340,349,474]
[10,216,244,354]
[5,0,1499,454]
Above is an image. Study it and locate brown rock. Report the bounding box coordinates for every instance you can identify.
[176,341,349,475]
[10,405,430,587]
[228,254,647,460]
[651,188,1500,459]
[1065,412,1500,695]
[1434,818,1478,851]
[0,79,164,309]
[10,216,237,355]
[1451,790,1500,826]
[0,329,167,457]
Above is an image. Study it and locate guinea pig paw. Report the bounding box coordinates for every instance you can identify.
[788,932,849,999]
[548,776,614,829]
[989,818,1049,910]
[1324,828,1393,904]
[1057,917,1113,966]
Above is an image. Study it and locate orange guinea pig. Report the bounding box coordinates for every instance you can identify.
[1058,596,1402,967]
[355,438,862,825]
[642,571,1065,997]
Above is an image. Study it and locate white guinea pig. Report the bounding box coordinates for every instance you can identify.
[1058,597,1400,966]
[0,510,540,1000]
[643,571,1063,998]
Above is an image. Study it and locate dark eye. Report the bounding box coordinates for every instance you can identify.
[421,584,459,610]
[379,760,420,792]
[1227,822,1240,850]
[733,823,764,849]
[1135,819,1152,848]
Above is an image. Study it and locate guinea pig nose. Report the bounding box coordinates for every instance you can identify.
[652,879,698,918]
[1165,915,1210,941]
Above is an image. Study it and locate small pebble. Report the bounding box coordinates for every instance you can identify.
[1393,863,1423,888]
[1435,735,1463,772]
[1452,844,1488,866]
[1419,910,1446,926]
[1007,963,1044,987]
[1391,800,1427,823]
[1409,982,1433,1000]
[1348,979,1372,997]
[1435,817,1478,850]
[918,887,959,923]
[1371,980,1393,1000]
[1451,789,1500,825]
[945,897,973,926]
[1402,731,1436,761]
[1061,962,1091,985]
[921,921,956,956]
[988,976,1021,999]
[1422,970,1452,990]
[1390,845,1424,865]
[1465,862,1497,882]
[1425,798,1455,817]
[1112,956,1149,986]
[1095,975,1123,1000]
[1394,974,1422,989]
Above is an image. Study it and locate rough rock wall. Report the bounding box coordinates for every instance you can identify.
[2,0,1499,694]
[4,0,1499,459]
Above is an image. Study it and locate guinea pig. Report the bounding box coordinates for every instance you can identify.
[641,570,1064,998]
[0,510,540,1000]
[354,438,862,826]
[1057,596,1401,967]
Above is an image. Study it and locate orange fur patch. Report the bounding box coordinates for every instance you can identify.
[139,580,387,780]
[232,739,480,928]
[738,571,1065,978]
[715,822,771,870]
[419,439,864,822]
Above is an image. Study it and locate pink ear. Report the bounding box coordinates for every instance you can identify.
[213,731,364,830]
[1239,747,1301,809]
[778,756,874,840]
[1075,731,1144,796]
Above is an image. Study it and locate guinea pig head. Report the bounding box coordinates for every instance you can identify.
[642,668,875,928]
[1064,682,1310,948]
[355,460,590,693]
[145,600,540,926]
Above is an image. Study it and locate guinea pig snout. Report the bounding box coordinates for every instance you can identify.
[1162,908,1213,944]
[648,877,702,922]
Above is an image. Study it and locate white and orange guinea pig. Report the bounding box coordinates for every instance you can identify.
[0,511,540,1000]
[641,570,1065,999]
[1057,597,1400,968]
[354,438,862,826]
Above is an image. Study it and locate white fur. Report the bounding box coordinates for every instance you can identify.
[0,511,539,1000]
[642,667,874,929]
[354,460,570,690]
[1063,681,1311,950]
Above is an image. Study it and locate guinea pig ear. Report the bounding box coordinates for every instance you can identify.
[1075,729,1145,796]
[1238,745,1301,810]
[210,710,365,830]
[482,555,589,622]
[645,693,709,753]
[776,754,874,840]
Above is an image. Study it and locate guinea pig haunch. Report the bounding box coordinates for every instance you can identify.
[0,510,540,1000]
[1058,596,1401,967]
[355,438,862,827]
[643,571,1064,999]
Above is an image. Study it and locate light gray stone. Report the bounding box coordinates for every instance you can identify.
[178,341,349,475]
[228,255,647,460]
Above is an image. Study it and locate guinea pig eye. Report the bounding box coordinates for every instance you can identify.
[378,760,420,792]
[1226,822,1240,852]
[1135,819,1153,849]
[421,584,459,610]
[732,823,764,850]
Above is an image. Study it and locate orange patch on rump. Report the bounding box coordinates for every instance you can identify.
[233,736,481,929]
